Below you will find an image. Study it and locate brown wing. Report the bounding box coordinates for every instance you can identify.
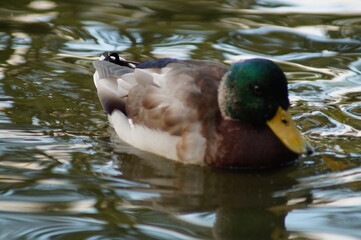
[125,60,228,136]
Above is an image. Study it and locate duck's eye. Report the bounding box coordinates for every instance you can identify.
[252,84,263,96]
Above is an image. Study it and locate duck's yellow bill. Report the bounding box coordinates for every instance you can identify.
[267,107,313,155]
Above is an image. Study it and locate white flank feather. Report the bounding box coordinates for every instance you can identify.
[109,110,180,161]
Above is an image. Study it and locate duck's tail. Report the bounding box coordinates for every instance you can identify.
[101,52,138,68]
[93,53,139,115]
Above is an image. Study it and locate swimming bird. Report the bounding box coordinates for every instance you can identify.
[93,53,312,169]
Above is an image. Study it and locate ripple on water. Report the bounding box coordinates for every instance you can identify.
[341,104,361,120]
[257,0,361,12]
[282,167,361,239]
[0,214,106,240]
[295,111,359,136]
[333,17,361,41]
[0,197,96,213]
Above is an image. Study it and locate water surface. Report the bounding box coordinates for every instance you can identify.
[0,0,361,239]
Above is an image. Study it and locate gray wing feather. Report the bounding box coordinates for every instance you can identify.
[93,61,133,79]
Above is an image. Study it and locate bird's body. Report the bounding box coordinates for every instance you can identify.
[93,53,311,169]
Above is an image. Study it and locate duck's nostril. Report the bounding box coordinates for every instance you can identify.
[281,118,288,125]
[306,145,314,155]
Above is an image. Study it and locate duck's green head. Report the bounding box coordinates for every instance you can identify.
[220,58,289,125]
[219,58,312,155]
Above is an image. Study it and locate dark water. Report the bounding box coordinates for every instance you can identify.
[0,0,361,239]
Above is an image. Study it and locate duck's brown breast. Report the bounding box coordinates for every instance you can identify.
[207,120,298,169]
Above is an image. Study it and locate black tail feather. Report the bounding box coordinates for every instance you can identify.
[103,52,137,69]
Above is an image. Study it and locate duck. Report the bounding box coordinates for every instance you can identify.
[93,53,313,169]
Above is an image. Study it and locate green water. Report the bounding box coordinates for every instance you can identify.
[0,0,361,239]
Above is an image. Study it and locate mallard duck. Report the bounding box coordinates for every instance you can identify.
[93,53,312,169]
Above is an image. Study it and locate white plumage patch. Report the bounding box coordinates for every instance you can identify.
[109,110,180,161]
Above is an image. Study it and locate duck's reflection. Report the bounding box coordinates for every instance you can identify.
[213,207,286,240]
[112,141,296,240]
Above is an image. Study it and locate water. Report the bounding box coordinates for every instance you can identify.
[0,0,361,239]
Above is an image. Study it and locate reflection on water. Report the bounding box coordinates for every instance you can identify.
[0,0,361,239]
